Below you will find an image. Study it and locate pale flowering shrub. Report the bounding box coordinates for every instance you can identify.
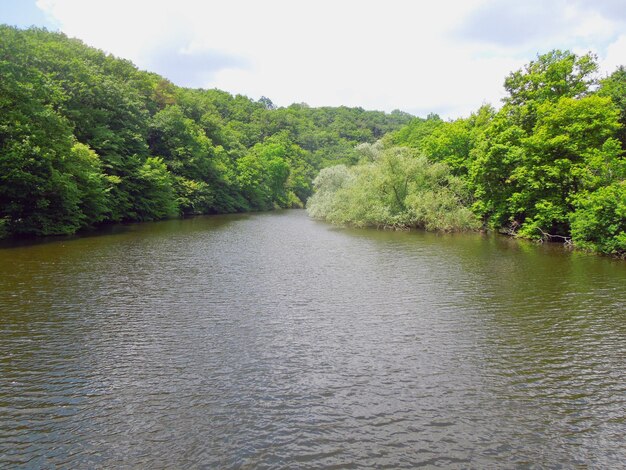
[307,146,480,232]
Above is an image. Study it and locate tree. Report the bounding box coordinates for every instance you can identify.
[504,50,597,106]
[468,50,625,240]
[0,25,413,238]
[307,146,478,231]
[385,114,443,149]
[420,105,494,177]
[236,140,291,210]
[598,66,626,149]
[129,157,178,221]
[65,143,110,225]
[0,54,84,235]
[570,181,626,256]
[148,105,215,181]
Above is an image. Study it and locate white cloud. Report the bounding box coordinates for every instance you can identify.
[601,35,626,74]
[36,0,626,119]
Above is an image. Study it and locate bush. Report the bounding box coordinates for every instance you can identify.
[307,146,479,231]
[570,181,626,256]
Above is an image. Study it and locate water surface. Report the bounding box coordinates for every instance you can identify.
[1,210,625,468]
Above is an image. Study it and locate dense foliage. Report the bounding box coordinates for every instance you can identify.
[307,144,478,231]
[0,26,411,237]
[2,26,624,257]
[308,51,626,257]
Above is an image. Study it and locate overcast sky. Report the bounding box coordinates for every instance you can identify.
[2,0,625,118]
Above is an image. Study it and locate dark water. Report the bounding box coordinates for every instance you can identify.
[1,210,625,468]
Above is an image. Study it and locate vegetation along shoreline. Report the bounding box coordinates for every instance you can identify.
[1,26,624,258]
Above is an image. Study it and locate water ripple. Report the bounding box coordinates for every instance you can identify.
[1,211,625,468]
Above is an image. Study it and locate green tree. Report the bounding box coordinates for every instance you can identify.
[174,177,214,215]
[469,51,623,240]
[148,105,216,181]
[504,50,597,106]
[570,181,626,256]
[236,141,291,210]
[65,142,110,225]
[129,157,178,221]
[0,54,84,235]
[385,113,443,149]
[420,105,494,176]
[0,25,412,237]
[513,96,621,238]
[598,66,626,149]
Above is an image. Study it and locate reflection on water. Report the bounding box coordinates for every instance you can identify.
[1,210,625,468]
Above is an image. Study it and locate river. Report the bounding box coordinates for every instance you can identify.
[1,210,625,468]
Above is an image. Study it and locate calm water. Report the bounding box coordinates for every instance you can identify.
[1,210,625,468]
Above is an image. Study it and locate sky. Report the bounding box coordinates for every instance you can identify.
[1,0,625,118]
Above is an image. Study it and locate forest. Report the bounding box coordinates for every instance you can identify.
[308,51,626,257]
[0,26,411,237]
[1,26,625,257]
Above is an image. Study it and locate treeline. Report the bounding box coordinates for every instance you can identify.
[308,51,626,257]
[0,25,412,237]
[3,27,624,257]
